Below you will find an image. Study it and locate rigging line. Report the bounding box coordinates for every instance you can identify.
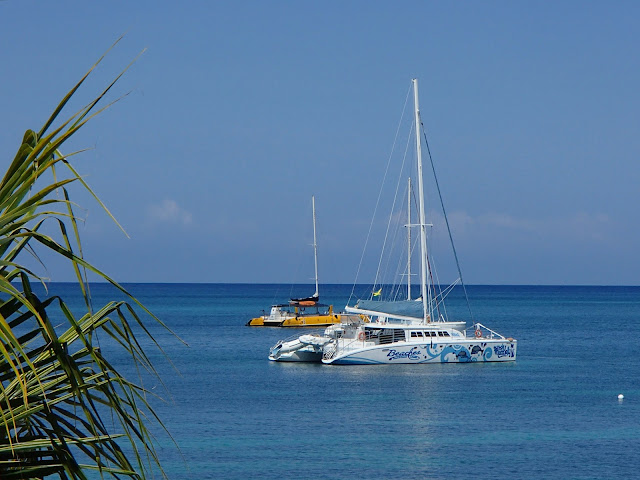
[426,255,443,321]
[380,179,409,296]
[417,181,447,320]
[288,197,313,300]
[388,192,410,302]
[428,236,445,311]
[400,182,415,294]
[288,237,303,299]
[371,116,413,298]
[392,131,417,297]
[419,120,474,322]
[392,186,412,302]
[349,83,413,305]
[430,251,453,321]
[409,227,419,297]
[434,278,459,310]
[409,177,419,218]
[406,176,420,301]
[433,278,457,322]
[396,219,420,302]
[271,283,282,307]
[372,115,413,298]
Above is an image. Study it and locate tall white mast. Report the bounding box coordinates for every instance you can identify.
[413,78,431,323]
[407,177,412,301]
[312,195,319,298]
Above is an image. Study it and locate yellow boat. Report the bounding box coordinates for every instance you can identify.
[247,196,364,327]
[247,301,357,327]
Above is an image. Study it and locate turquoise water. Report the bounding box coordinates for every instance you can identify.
[43,284,640,479]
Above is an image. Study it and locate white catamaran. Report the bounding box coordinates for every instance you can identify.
[269,79,516,364]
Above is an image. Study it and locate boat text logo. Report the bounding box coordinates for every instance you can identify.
[387,347,421,361]
[493,344,515,358]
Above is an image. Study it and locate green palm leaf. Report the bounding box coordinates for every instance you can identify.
[0,39,180,479]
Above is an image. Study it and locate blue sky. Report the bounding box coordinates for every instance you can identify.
[2,1,639,285]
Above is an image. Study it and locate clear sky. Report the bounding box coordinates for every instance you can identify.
[2,1,639,285]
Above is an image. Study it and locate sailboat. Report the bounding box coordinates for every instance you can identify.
[270,79,516,363]
[248,196,358,327]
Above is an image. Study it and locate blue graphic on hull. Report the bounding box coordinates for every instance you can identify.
[387,347,421,361]
[493,344,515,358]
[423,343,495,363]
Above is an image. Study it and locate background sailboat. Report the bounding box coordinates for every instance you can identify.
[248,196,355,327]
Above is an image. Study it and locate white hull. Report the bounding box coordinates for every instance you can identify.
[268,332,329,362]
[323,338,516,365]
[269,346,323,362]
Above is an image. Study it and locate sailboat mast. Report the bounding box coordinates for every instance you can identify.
[413,78,431,323]
[407,177,412,301]
[312,195,319,298]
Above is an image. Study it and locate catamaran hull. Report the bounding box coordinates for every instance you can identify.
[268,347,323,362]
[248,313,359,327]
[323,340,517,365]
[268,333,331,362]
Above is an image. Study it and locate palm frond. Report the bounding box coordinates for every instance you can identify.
[0,41,181,479]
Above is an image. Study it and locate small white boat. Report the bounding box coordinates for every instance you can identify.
[268,79,517,365]
[268,328,337,362]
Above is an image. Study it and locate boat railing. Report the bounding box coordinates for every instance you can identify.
[468,322,506,340]
[325,329,376,358]
[323,343,336,360]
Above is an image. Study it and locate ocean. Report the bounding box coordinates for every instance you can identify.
[42,283,640,479]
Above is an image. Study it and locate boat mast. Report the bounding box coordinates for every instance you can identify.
[413,78,431,323]
[312,195,319,298]
[407,177,411,301]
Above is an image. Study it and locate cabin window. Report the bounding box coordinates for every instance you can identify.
[443,331,450,337]
[380,329,406,344]
[379,329,393,344]
[410,331,423,338]
[438,332,444,337]
[366,329,381,340]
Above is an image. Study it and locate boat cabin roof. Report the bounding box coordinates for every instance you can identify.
[364,323,448,331]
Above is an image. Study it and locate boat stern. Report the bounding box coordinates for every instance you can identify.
[246,316,265,326]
